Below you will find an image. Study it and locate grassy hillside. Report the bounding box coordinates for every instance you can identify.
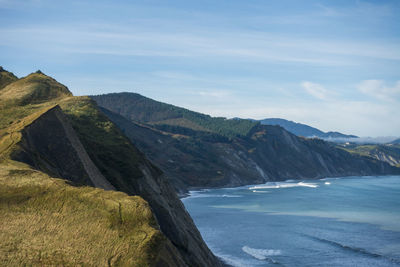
[0,67,18,89]
[92,92,258,138]
[0,161,172,266]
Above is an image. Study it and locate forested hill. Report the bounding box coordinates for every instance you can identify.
[91,92,258,138]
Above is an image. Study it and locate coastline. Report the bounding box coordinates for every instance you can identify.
[180,174,397,199]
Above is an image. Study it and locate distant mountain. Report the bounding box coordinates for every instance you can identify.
[260,118,358,139]
[390,138,400,144]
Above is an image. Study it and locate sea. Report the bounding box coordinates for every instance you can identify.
[182,176,400,266]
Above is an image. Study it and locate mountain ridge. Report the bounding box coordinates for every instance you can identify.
[92,92,259,138]
[260,118,358,139]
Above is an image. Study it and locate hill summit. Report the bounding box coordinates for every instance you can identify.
[0,70,72,107]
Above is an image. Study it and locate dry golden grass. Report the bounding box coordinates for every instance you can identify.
[0,72,72,107]
[0,161,166,266]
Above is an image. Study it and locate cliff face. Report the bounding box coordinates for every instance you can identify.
[245,125,398,180]
[93,93,400,194]
[13,106,115,190]
[0,70,221,267]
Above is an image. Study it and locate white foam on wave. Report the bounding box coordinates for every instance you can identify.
[252,190,270,193]
[242,246,282,260]
[325,182,331,185]
[205,244,254,267]
[186,191,242,199]
[321,177,339,181]
[249,181,318,190]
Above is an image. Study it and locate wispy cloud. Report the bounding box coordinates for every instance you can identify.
[358,80,400,102]
[1,24,399,65]
[301,81,332,100]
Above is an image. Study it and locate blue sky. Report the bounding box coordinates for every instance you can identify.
[1,0,399,136]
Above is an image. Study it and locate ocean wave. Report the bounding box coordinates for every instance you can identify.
[217,254,252,267]
[252,190,270,193]
[249,181,318,190]
[187,192,242,199]
[242,246,282,263]
[303,234,400,264]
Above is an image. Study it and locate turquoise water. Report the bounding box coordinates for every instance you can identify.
[182,176,400,266]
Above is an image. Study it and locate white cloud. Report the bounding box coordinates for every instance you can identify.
[301,81,331,100]
[358,80,400,102]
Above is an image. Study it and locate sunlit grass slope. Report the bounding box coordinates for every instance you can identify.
[0,161,167,266]
[0,71,71,107]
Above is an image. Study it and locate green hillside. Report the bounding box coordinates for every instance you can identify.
[92,92,258,138]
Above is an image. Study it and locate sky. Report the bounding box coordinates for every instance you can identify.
[0,0,399,137]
